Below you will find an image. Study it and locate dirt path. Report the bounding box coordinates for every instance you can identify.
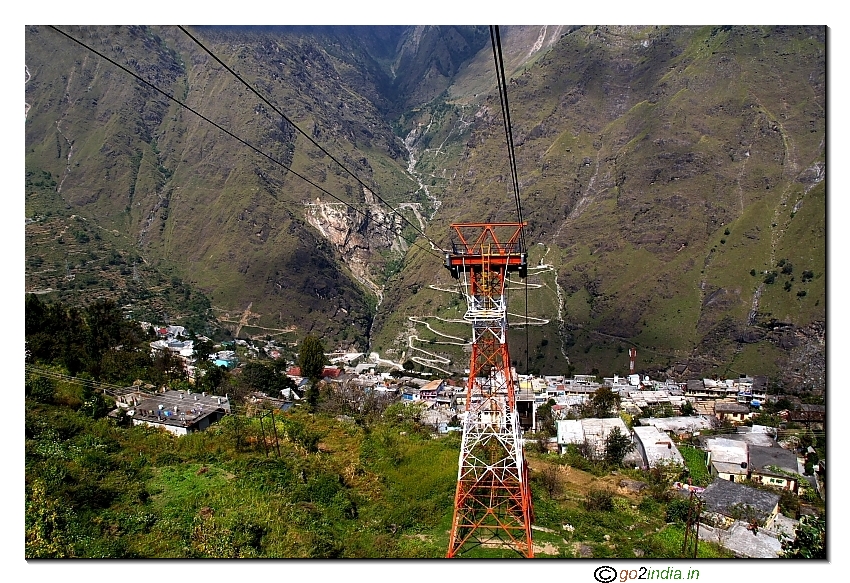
[25,65,31,119]
[234,302,253,338]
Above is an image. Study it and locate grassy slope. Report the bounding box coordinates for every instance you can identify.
[26,379,733,558]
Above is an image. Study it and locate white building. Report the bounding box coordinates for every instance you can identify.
[632,425,684,469]
[556,417,632,459]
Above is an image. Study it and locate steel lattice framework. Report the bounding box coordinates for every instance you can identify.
[444,223,533,558]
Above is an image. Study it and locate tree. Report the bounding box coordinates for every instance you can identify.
[537,465,563,499]
[193,338,215,363]
[242,362,276,392]
[603,426,635,466]
[535,399,557,437]
[590,386,620,418]
[79,381,108,418]
[195,361,227,395]
[297,335,327,381]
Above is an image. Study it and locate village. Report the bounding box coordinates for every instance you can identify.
[107,323,826,559]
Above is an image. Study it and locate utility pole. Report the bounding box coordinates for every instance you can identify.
[682,491,703,558]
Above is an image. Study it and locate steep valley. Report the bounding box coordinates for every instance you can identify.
[25,25,825,391]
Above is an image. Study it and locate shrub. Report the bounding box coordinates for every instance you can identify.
[584,488,614,511]
[665,498,692,523]
[28,376,56,404]
[639,496,660,514]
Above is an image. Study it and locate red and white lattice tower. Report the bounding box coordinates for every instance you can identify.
[444,222,533,558]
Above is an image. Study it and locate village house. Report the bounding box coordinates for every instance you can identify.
[556,417,638,463]
[401,387,422,402]
[638,415,714,436]
[713,425,777,447]
[129,389,231,436]
[418,379,445,402]
[620,389,688,416]
[783,404,826,427]
[748,445,805,494]
[714,401,754,425]
[704,437,749,482]
[700,477,781,530]
[632,425,684,470]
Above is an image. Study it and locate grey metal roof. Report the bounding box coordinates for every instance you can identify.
[749,445,801,475]
[715,402,750,414]
[701,478,780,521]
[633,425,684,466]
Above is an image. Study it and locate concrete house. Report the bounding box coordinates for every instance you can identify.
[639,416,713,436]
[705,437,749,482]
[419,379,445,402]
[130,390,231,436]
[701,478,781,529]
[714,402,753,425]
[749,445,804,493]
[556,417,636,462]
[632,425,684,470]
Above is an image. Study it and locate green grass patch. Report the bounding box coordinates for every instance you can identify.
[678,445,711,486]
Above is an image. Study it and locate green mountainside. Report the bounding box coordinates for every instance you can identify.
[26,25,825,389]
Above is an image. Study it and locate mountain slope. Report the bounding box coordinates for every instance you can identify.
[25,25,826,389]
[25,25,418,345]
[373,25,825,388]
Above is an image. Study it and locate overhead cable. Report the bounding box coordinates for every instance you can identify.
[489,25,526,252]
[490,25,529,372]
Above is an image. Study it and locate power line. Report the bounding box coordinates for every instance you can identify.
[25,363,132,394]
[47,26,443,263]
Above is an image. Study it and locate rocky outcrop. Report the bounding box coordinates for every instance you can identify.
[305,188,409,302]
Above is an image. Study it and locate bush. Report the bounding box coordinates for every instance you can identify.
[638,496,660,514]
[28,376,56,404]
[665,498,692,523]
[584,488,614,512]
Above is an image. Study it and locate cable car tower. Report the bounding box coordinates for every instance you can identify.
[442,25,534,558]
[444,221,533,557]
